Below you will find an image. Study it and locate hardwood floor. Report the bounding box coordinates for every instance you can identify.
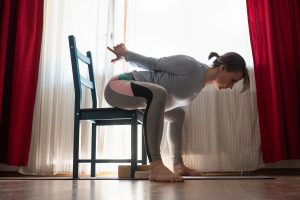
[0,176,300,200]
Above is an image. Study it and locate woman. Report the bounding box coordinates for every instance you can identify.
[105,44,250,182]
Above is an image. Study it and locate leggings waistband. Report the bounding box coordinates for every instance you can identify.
[118,73,135,80]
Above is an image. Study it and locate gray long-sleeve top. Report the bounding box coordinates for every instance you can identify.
[125,51,209,111]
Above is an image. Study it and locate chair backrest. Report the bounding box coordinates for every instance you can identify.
[68,35,97,111]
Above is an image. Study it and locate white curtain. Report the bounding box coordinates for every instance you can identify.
[161,70,263,172]
[125,0,264,171]
[21,0,264,175]
[20,0,130,175]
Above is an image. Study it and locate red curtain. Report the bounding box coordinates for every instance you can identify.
[247,0,300,162]
[0,0,44,165]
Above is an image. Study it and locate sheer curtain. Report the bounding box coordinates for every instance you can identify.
[126,0,263,171]
[21,0,263,175]
[20,0,131,175]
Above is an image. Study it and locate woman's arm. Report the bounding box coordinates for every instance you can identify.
[107,44,198,75]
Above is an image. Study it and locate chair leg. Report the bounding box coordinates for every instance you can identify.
[73,116,80,179]
[141,129,147,165]
[91,123,97,177]
[131,113,138,178]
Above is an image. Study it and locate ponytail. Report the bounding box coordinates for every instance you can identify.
[208,52,223,67]
[208,52,219,60]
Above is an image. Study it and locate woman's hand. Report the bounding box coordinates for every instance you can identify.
[107,43,128,63]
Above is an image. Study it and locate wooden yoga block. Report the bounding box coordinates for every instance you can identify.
[118,165,150,179]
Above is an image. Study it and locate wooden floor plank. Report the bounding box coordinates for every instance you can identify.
[0,176,299,200]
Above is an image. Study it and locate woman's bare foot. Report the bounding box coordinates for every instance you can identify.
[173,164,204,176]
[149,160,184,182]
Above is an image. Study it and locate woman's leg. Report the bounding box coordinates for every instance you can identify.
[164,107,203,176]
[164,107,185,165]
[105,77,183,181]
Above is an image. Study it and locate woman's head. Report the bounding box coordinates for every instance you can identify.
[208,52,250,92]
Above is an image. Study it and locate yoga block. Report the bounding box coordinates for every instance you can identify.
[118,165,150,178]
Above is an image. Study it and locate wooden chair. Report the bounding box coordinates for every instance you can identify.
[68,35,147,179]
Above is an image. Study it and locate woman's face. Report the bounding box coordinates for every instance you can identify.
[214,65,243,90]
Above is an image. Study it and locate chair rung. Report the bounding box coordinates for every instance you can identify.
[78,159,143,163]
[77,159,145,163]
[95,120,143,125]
[77,49,91,64]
